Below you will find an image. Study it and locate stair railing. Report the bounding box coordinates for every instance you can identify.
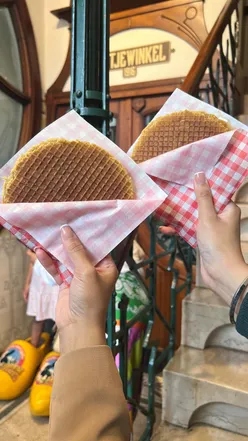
[182,0,242,115]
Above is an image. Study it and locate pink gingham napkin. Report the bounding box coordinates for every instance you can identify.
[0,110,166,285]
[129,89,248,248]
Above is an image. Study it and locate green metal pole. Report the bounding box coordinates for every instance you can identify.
[119,294,129,396]
[70,0,110,135]
[71,0,116,352]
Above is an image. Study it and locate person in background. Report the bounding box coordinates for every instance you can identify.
[23,250,59,347]
[34,172,248,441]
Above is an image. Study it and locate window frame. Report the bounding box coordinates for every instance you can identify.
[0,0,41,151]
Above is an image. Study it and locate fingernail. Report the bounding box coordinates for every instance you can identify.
[33,246,42,253]
[60,224,73,239]
[194,172,206,185]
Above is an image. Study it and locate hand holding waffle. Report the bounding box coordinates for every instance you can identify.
[129,89,248,247]
[36,225,118,354]
[193,172,248,305]
[161,172,248,305]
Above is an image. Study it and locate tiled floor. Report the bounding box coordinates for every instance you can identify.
[0,374,163,441]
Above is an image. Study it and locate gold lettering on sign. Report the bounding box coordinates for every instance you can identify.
[145,46,152,64]
[123,67,137,78]
[110,42,172,77]
[152,45,159,62]
[159,44,166,62]
[120,51,126,68]
[127,49,135,66]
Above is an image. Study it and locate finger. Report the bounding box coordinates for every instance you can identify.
[96,254,116,270]
[220,201,241,223]
[220,202,242,246]
[61,225,93,275]
[35,248,62,286]
[159,226,176,235]
[96,255,118,279]
[194,172,217,221]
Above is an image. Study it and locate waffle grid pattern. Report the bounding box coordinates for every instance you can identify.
[0,110,166,286]
[3,139,134,203]
[132,110,230,163]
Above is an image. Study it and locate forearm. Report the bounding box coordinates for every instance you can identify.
[49,346,131,441]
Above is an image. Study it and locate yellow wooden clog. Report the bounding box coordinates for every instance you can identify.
[0,333,50,400]
[30,351,60,416]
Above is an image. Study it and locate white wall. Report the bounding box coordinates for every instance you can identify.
[26,0,228,94]
[109,28,198,86]
[44,0,70,91]
[26,0,70,94]
[26,0,45,88]
[204,0,227,32]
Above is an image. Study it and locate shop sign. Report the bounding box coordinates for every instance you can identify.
[110,42,173,78]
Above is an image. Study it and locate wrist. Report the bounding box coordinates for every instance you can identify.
[59,321,106,355]
[220,263,248,304]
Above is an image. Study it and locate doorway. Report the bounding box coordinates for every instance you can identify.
[109,78,181,150]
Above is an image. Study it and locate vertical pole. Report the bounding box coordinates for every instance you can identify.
[119,294,129,396]
[71,0,114,351]
[70,0,110,135]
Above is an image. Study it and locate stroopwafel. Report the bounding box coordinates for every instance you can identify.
[132,110,231,163]
[3,139,134,203]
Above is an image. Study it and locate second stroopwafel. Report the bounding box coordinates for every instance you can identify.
[132,110,231,163]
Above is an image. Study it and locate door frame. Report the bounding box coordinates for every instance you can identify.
[109,76,183,150]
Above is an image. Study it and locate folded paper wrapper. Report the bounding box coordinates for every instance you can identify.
[128,89,248,248]
[0,111,166,285]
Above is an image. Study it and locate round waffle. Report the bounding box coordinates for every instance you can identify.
[3,138,134,203]
[132,110,231,163]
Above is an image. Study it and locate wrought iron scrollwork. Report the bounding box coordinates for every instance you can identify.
[197,7,239,115]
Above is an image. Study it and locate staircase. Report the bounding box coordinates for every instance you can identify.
[153,285,248,440]
[152,0,248,439]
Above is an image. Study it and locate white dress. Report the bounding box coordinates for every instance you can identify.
[26,259,59,321]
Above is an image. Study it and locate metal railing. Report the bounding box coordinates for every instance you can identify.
[182,0,241,114]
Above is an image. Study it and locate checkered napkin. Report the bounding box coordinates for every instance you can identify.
[129,89,248,248]
[0,110,166,285]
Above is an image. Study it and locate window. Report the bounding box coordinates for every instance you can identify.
[0,0,41,166]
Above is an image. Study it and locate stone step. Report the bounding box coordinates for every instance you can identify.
[152,423,248,440]
[181,287,248,352]
[0,399,48,441]
[163,346,248,436]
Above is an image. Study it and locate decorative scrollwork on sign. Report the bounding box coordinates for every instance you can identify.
[160,0,208,50]
[183,6,202,46]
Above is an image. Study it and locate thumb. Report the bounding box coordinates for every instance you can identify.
[61,225,93,275]
[194,172,216,221]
